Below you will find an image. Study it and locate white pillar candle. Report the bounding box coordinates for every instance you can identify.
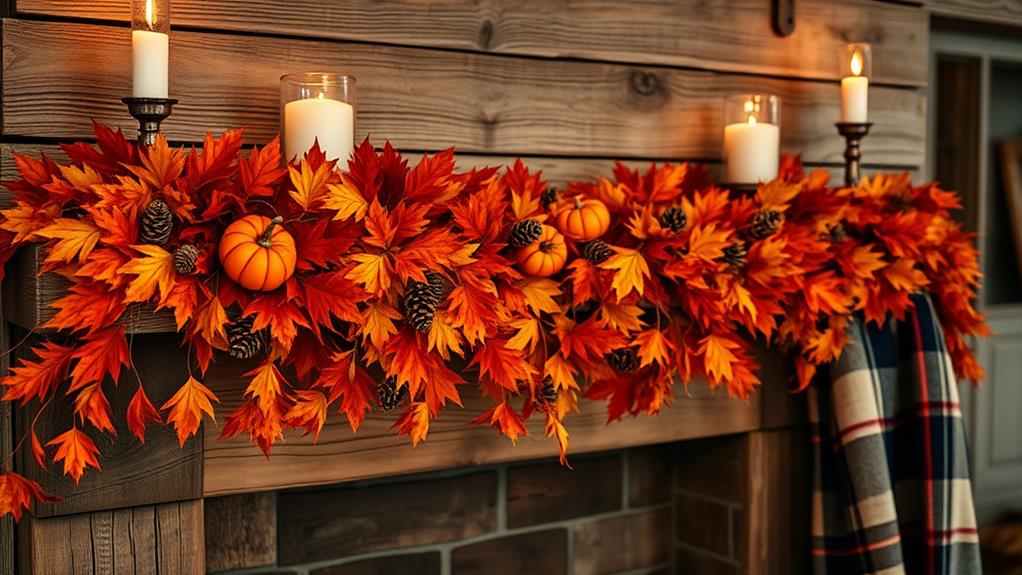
[723,117,780,184]
[284,95,355,163]
[132,29,169,98]
[840,50,869,123]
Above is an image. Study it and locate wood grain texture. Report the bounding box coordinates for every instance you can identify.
[204,355,766,496]
[204,492,276,572]
[1,19,927,167]
[1,245,177,333]
[929,0,1022,26]
[0,319,12,574]
[14,0,929,87]
[15,332,201,517]
[17,499,204,575]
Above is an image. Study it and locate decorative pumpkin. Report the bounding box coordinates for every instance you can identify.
[218,215,297,292]
[516,225,568,277]
[554,196,611,241]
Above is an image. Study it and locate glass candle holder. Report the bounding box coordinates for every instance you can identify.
[281,73,357,164]
[722,94,780,185]
[839,43,871,123]
[131,0,170,98]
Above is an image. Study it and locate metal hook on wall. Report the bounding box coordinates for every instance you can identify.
[773,0,796,37]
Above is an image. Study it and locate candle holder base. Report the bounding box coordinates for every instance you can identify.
[719,182,760,195]
[835,122,872,187]
[123,97,178,147]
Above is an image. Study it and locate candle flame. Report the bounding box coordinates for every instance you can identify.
[145,0,155,29]
[850,50,863,77]
[318,92,325,100]
[747,115,757,126]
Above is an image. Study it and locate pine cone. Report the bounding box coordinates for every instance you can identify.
[581,239,614,264]
[227,315,262,360]
[540,378,558,404]
[173,244,200,275]
[722,242,748,271]
[140,199,173,246]
[508,218,543,248]
[404,280,438,332]
[541,187,559,210]
[377,376,408,411]
[425,270,446,302]
[746,210,783,240]
[827,223,847,242]
[659,206,687,233]
[606,348,639,373]
[888,193,911,212]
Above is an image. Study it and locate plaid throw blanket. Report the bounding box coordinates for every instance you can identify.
[809,293,982,574]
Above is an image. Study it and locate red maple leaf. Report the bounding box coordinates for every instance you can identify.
[2,341,75,405]
[48,427,101,483]
[0,471,60,521]
[126,385,163,443]
[472,401,528,443]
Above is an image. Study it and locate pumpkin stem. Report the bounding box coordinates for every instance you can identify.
[573,196,583,209]
[540,240,556,252]
[258,216,283,248]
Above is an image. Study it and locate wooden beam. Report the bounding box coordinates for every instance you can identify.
[15,0,929,87]
[0,19,927,167]
[203,354,766,496]
[17,499,204,574]
[15,332,201,517]
[929,0,1022,27]
[204,493,276,572]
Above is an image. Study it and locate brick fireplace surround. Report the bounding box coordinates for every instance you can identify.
[205,433,809,574]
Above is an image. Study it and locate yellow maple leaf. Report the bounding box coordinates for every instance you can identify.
[346,252,392,295]
[396,402,431,447]
[687,224,731,262]
[244,360,287,413]
[600,247,650,300]
[37,219,102,264]
[517,278,562,315]
[544,412,571,466]
[362,300,401,350]
[119,244,176,305]
[884,258,930,292]
[636,329,671,368]
[427,309,464,360]
[598,303,645,333]
[60,164,104,191]
[849,245,887,280]
[0,203,61,243]
[193,296,228,348]
[288,157,333,210]
[324,181,368,221]
[506,317,541,354]
[511,190,543,220]
[161,376,218,446]
[544,354,578,393]
[700,333,739,383]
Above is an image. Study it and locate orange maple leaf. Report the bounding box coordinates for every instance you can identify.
[324,181,368,221]
[361,300,402,351]
[242,360,289,413]
[544,412,571,466]
[347,252,393,296]
[0,471,60,521]
[0,203,61,243]
[161,376,219,446]
[636,328,672,368]
[127,135,184,190]
[289,156,334,210]
[283,390,329,441]
[126,385,163,444]
[68,326,130,392]
[471,339,536,393]
[2,341,74,405]
[393,401,431,447]
[120,244,176,305]
[472,401,528,444]
[600,247,650,301]
[699,333,741,384]
[48,427,101,484]
[36,219,102,265]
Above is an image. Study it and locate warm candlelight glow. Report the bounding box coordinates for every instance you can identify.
[748,114,757,126]
[145,0,155,29]
[850,50,863,77]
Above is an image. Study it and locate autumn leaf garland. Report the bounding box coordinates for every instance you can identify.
[0,124,989,520]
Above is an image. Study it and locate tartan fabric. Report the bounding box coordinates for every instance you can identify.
[810,293,982,575]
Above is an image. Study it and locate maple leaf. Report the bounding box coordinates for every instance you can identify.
[240,136,288,197]
[0,202,61,243]
[318,351,376,432]
[48,427,101,483]
[446,282,500,345]
[45,281,125,336]
[301,271,365,331]
[192,294,228,349]
[506,317,541,354]
[161,376,219,446]
[686,224,731,262]
[393,402,431,447]
[544,354,579,393]
[73,381,115,433]
[516,278,562,315]
[120,244,176,305]
[89,205,137,247]
[472,402,528,444]
[242,360,289,414]
[283,390,329,441]
[555,316,626,366]
[126,135,184,190]
[883,258,930,292]
[601,247,650,301]
[219,397,288,456]
[347,252,393,296]
[289,156,334,210]
[544,412,570,466]
[30,428,46,469]
[324,181,368,221]
[699,333,741,384]
[361,300,402,351]
[68,326,130,393]
[0,471,60,521]
[598,303,645,333]
[37,219,101,265]
[244,291,311,349]
[427,309,464,360]
[127,385,162,443]
[2,341,75,405]
[185,129,244,191]
[636,329,671,368]
[471,339,536,393]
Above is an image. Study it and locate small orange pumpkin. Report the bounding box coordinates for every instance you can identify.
[554,196,610,241]
[516,225,568,277]
[219,215,297,292]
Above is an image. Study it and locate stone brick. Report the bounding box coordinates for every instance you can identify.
[278,471,497,565]
[628,444,673,507]
[506,454,622,528]
[573,509,672,575]
[676,547,741,575]
[451,529,568,574]
[310,552,442,575]
[676,435,747,504]
[675,493,732,557]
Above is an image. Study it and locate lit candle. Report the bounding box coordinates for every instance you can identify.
[839,44,871,123]
[723,96,780,184]
[284,93,355,162]
[132,0,169,98]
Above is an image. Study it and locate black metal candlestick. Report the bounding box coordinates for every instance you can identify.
[835,122,872,187]
[719,182,760,195]
[123,97,177,147]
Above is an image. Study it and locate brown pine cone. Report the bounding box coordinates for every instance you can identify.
[581,239,614,264]
[722,242,748,271]
[746,210,783,240]
[508,218,543,248]
[606,348,640,373]
[140,199,173,246]
[172,244,200,275]
[658,206,687,233]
